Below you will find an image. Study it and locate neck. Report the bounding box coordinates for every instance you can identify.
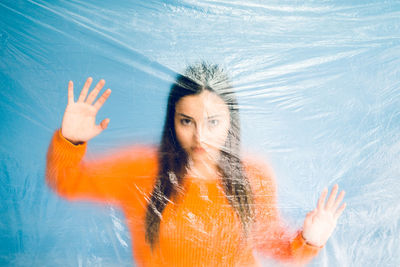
[187,158,219,180]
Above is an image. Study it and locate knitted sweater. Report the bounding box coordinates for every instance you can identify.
[46,129,321,266]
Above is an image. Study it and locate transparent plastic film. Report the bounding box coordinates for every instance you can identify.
[2,0,400,266]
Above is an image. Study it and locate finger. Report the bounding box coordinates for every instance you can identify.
[93,89,111,111]
[325,184,339,210]
[68,81,74,105]
[78,77,93,102]
[86,79,105,105]
[334,202,346,221]
[317,187,328,210]
[332,190,346,211]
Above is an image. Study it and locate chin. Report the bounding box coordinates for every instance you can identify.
[191,152,218,164]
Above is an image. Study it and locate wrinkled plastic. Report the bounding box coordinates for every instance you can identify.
[1,0,400,266]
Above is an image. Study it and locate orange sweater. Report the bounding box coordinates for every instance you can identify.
[46,129,321,266]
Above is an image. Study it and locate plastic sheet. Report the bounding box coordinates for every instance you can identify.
[1,0,400,266]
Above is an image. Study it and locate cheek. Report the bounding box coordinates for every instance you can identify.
[209,122,230,148]
[174,124,192,149]
[217,127,229,147]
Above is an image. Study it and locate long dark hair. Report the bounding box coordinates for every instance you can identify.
[145,62,254,249]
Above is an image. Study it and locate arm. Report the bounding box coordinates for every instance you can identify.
[45,78,156,203]
[245,160,321,266]
[46,128,157,203]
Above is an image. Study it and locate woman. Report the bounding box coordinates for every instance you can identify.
[46,62,346,266]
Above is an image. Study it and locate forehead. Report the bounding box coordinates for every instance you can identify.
[175,90,229,117]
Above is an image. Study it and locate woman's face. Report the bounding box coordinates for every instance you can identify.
[174,90,230,165]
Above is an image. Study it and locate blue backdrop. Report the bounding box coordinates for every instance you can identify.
[1,0,400,266]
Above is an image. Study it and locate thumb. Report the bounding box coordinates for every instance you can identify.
[304,210,317,227]
[100,118,110,130]
[95,118,110,135]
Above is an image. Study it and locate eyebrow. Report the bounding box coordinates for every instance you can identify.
[176,113,221,119]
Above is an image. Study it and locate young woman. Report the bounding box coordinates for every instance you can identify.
[46,62,346,266]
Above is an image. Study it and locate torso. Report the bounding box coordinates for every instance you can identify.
[121,174,258,267]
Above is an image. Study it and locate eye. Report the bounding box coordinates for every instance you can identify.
[180,118,192,126]
[208,119,219,127]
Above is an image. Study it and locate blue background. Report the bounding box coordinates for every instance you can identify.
[1,0,400,266]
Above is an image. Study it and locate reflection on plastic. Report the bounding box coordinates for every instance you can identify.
[2,0,400,266]
[46,63,344,266]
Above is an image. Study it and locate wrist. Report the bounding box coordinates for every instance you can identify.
[68,139,85,146]
[59,129,85,145]
[301,231,324,248]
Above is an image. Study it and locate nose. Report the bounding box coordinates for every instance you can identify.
[194,124,205,144]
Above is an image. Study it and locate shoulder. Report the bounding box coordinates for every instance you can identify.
[100,145,160,192]
[241,155,277,196]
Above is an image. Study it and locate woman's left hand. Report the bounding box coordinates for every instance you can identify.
[301,184,346,247]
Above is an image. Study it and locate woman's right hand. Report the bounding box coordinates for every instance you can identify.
[61,77,112,144]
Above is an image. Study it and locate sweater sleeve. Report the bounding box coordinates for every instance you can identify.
[45,129,158,203]
[245,159,322,266]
